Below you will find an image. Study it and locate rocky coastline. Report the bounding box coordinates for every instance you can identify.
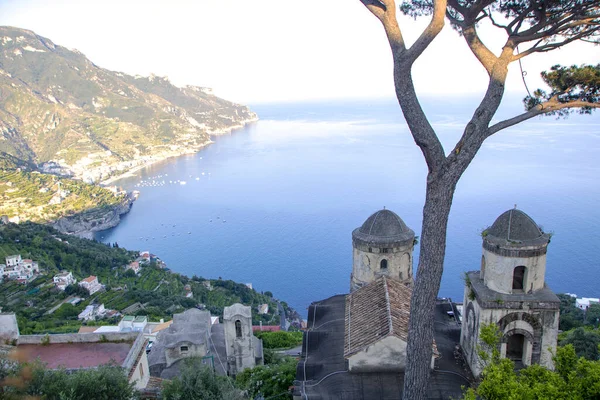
[52,193,135,239]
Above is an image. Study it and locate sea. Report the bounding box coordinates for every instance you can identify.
[95,96,600,317]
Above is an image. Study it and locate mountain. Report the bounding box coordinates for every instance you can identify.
[0,26,257,182]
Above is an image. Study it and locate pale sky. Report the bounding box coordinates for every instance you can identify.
[0,0,597,104]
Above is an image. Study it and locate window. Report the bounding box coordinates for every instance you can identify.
[380,259,388,270]
[381,248,389,254]
[235,320,242,338]
[139,363,144,378]
[180,345,188,352]
[512,266,526,291]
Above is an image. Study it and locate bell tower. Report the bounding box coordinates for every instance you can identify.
[460,208,560,377]
[351,209,415,292]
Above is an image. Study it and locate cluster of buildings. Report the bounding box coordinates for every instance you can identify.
[0,255,40,283]
[0,301,269,397]
[293,207,562,399]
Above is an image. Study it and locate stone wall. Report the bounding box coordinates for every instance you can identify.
[0,313,19,342]
[17,331,138,345]
[351,242,413,291]
[482,249,547,294]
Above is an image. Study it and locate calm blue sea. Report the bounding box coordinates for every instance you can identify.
[96,97,600,317]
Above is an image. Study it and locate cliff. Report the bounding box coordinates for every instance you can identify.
[0,26,257,183]
[52,194,134,239]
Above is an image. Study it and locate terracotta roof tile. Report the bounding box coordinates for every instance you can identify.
[344,276,438,358]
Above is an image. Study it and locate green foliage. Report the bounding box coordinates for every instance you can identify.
[0,170,124,223]
[0,222,285,335]
[161,358,243,400]
[476,323,502,367]
[236,357,298,399]
[463,324,600,400]
[525,64,600,115]
[254,331,303,349]
[559,327,600,361]
[0,359,136,400]
[557,293,585,331]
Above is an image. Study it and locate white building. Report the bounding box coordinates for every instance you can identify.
[78,303,106,321]
[5,255,21,267]
[576,297,600,310]
[79,275,103,295]
[53,271,76,290]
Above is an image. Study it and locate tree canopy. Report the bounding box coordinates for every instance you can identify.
[358,1,599,398]
[463,324,600,399]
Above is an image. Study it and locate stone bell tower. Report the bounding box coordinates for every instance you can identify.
[460,208,560,377]
[351,209,415,292]
[223,303,263,375]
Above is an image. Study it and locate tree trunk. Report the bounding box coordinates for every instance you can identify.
[402,172,457,400]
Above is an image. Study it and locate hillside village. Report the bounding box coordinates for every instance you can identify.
[1,209,600,398]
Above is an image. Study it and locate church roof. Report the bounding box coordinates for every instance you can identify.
[345,277,431,358]
[484,209,550,250]
[352,209,415,247]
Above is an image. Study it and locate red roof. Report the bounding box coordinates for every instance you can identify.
[252,325,281,332]
[82,275,97,283]
[18,342,132,369]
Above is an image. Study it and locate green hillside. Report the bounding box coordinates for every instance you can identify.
[0,169,124,223]
[0,223,282,334]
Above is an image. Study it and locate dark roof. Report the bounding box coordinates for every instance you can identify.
[345,277,412,357]
[484,209,550,251]
[352,209,414,247]
[294,295,472,399]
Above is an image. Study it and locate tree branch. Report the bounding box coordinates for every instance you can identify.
[462,25,498,75]
[360,0,406,53]
[405,0,448,62]
[513,27,600,60]
[487,101,600,136]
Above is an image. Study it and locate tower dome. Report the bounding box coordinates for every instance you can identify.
[483,209,550,257]
[481,208,551,295]
[351,209,415,291]
[352,209,415,247]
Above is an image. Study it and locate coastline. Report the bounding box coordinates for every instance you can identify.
[99,117,258,187]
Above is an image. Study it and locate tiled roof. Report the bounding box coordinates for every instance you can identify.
[344,276,412,358]
[77,326,98,333]
[82,275,96,283]
[152,320,173,333]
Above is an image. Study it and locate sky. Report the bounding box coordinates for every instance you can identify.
[0,0,597,104]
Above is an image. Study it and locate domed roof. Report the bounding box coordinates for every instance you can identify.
[352,209,415,247]
[484,209,550,250]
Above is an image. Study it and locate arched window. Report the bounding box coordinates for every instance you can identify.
[235,320,242,338]
[380,259,388,269]
[512,266,526,291]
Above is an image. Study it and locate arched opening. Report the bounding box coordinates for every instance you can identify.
[506,333,525,362]
[380,259,388,270]
[235,320,242,338]
[512,266,526,291]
